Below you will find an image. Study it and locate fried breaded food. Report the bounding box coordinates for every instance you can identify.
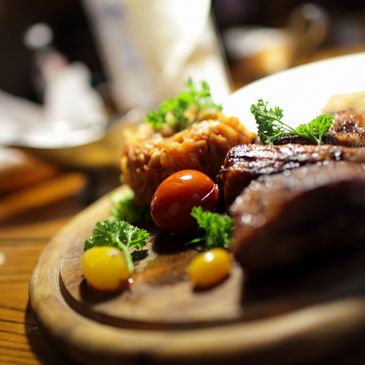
[121,114,255,204]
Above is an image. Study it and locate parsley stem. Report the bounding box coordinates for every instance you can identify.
[118,241,134,274]
[279,120,297,134]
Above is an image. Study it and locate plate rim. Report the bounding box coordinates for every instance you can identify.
[223,51,365,133]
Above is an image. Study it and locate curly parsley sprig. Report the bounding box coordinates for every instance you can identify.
[295,114,334,145]
[84,219,149,273]
[251,99,334,145]
[145,79,222,134]
[189,206,233,249]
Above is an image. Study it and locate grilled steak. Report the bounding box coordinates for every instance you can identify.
[121,115,255,204]
[219,144,365,205]
[326,110,365,147]
[230,162,365,275]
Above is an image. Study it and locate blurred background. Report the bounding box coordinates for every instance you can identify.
[1,3,365,364]
[1,0,365,101]
[1,0,365,224]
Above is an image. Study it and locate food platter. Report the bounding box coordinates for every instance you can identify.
[30,53,365,365]
[30,187,365,365]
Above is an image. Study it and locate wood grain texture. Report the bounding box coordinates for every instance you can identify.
[0,173,87,221]
[29,187,365,365]
[0,238,71,365]
[0,171,88,365]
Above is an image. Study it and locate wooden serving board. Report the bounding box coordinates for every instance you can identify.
[30,186,365,365]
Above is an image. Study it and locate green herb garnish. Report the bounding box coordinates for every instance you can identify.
[251,99,334,145]
[84,219,149,273]
[295,114,334,145]
[110,189,149,224]
[189,206,233,249]
[145,79,222,134]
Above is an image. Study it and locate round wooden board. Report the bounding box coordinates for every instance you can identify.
[30,187,365,365]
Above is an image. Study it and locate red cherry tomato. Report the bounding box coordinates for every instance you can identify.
[150,170,219,234]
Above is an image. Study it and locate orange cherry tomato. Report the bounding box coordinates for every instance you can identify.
[150,170,219,234]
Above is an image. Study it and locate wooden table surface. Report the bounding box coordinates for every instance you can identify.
[0,215,75,365]
[0,152,121,365]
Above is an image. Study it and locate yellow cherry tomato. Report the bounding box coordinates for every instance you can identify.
[82,246,129,291]
[188,248,232,289]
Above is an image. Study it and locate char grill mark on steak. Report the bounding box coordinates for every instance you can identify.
[273,135,316,145]
[219,144,365,205]
[230,162,365,275]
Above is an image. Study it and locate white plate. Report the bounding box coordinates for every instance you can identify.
[223,52,365,132]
